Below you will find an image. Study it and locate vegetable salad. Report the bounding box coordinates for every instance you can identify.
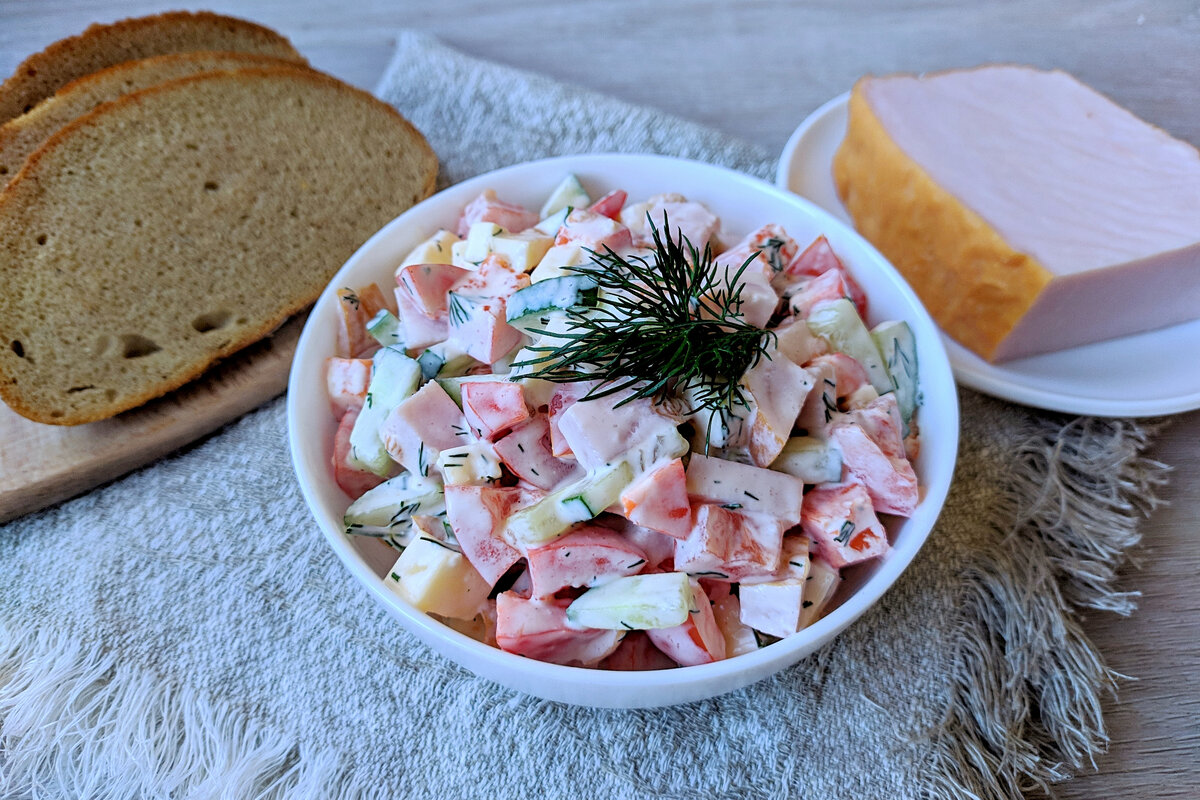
[324,175,921,669]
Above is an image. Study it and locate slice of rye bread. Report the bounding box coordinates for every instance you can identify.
[0,65,438,425]
[0,51,307,183]
[0,10,304,125]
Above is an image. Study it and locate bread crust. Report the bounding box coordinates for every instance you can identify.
[0,65,437,424]
[0,10,305,125]
[0,51,303,183]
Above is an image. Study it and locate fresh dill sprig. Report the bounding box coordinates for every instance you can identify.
[514,213,775,417]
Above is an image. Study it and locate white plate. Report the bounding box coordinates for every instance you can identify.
[776,93,1200,417]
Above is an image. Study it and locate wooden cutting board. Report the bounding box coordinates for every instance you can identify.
[0,314,305,523]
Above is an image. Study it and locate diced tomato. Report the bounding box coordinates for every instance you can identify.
[330,408,386,497]
[619,458,692,539]
[553,208,633,251]
[461,381,530,441]
[495,593,622,666]
[396,262,470,316]
[455,189,538,238]
[800,482,890,568]
[807,352,870,401]
[525,525,648,598]
[444,484,536,586]
[645,579,726,666]
[451,253,531,300]
[335,287,378,359]
[771,317,827,366]
[788,263,869,321]
[785,235,842,279]
[379,381,468,476]
[673,504,785,582]
[392,285,448,351]
[325,357,371,415]
[831,395,918,517]
[588,189,627,220]
[598,631,678,671]
[492,414,583,490]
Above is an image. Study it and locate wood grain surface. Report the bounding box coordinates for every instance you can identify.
[3,1,1197,795]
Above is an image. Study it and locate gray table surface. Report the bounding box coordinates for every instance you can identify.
[3,2,1198,797]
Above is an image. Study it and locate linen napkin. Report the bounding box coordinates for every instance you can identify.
[0,32,1167,800]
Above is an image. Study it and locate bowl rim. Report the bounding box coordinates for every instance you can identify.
[287,152,960,704]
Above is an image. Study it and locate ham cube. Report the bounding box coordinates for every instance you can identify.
[556,391,685,471]
[644,579,726,666]
[553,207,634,251]
[495,593,622,666]
[800,482,889,568]
[393,285,448,351]
[455,189,538,238]
[446,296,523,364]
[325,357,371,415]
[738,579,805,639]
[451,253,531,301]
[717,223,801,286]
[619,458,692,539]
[379,381,468,477]
[396,262,470,316]
[741,355,813,467]
[331,407,386,498]
[620,194,719,251]
[492,414,583,490]
[685,453,805,522]
[444,484,537,586]
[461,380,530,441]
[674,504,785,582]
[712,594,759,658]
[525,525,648,598]
[807,352,870,402]
[770,317,827,367]
[547,382,590,457]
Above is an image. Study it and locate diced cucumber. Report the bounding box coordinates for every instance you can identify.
[871,320,920,425]
[343,472,445,536]
[805,298,892,395]
[348,347,421,475]
[772,436,843,484]
[505,275,599,333]
[533,206,571,236]
[539,174,590,218]
[436,443,502,486]
[366,309,404,348]
[506,461,634,547]
[566,572,693,630]
[417,340,474,380]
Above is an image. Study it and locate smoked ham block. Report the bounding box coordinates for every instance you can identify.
[833,65,1200,361]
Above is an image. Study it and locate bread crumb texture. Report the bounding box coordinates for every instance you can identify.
[0,66,437,424]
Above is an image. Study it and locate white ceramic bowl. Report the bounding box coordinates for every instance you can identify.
[287,153,959,708]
